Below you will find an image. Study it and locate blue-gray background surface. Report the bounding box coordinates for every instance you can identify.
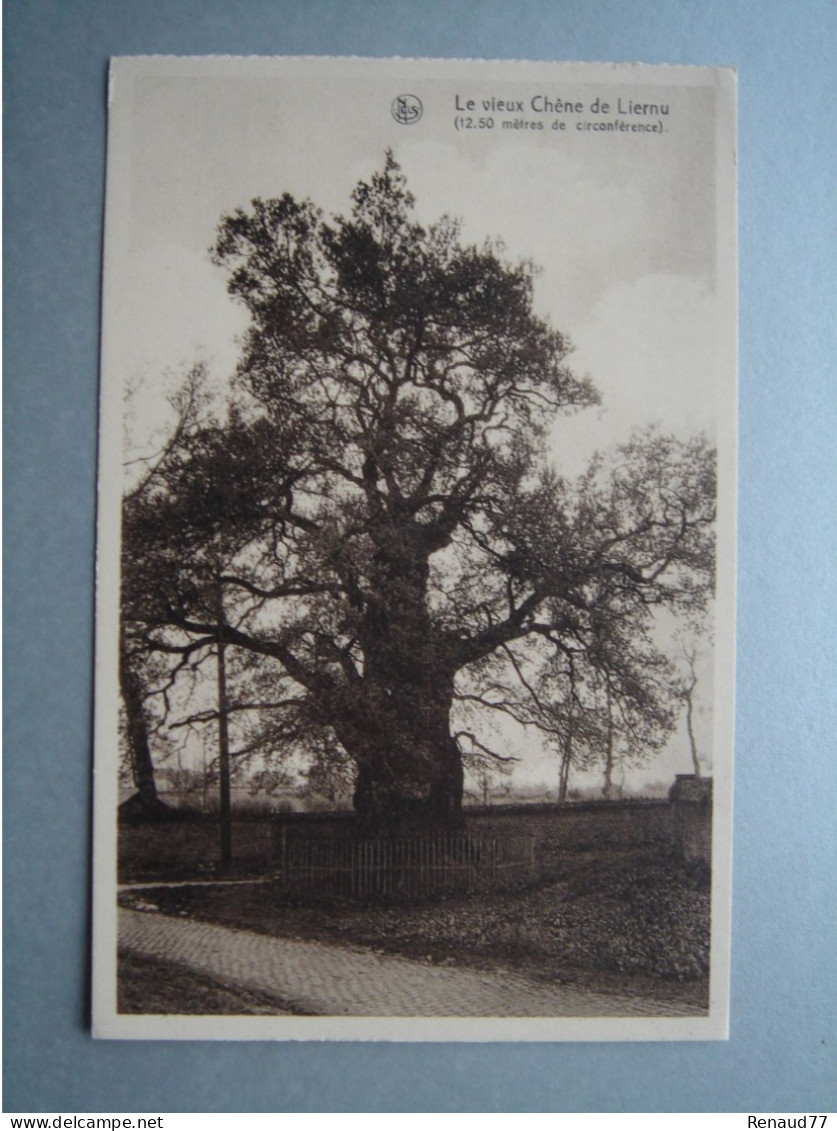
[4,0,836,1113]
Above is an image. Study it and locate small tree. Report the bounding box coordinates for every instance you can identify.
[676,641,704,777]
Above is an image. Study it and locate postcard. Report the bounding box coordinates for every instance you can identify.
[93,55,736,1040]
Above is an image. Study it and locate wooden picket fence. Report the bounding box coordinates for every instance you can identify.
[274,831,536,899]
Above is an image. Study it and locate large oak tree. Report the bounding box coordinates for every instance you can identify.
[122,155,715,831]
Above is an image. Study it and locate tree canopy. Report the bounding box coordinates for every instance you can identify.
[122,154,716,830]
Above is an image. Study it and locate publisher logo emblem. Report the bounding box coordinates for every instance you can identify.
[391,94,423,125]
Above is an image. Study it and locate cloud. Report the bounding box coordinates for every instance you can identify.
[549,273,721,476]
[395,137,714,333]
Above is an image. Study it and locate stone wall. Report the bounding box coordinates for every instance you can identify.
[668,775,713,865]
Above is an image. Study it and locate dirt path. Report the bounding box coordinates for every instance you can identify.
[119,908,696,1018]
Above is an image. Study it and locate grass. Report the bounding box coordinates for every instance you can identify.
[118,817,274,883]
[120,847,710,1011]
[117,951,299,1015]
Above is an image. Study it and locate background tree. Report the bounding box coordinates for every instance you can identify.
[119,368,212,815]
[122,155,716,832]
[675,639,705,777]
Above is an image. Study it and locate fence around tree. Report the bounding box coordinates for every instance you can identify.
[116,790,712,887]
[274,831,536,899]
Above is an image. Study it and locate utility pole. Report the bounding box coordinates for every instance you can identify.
[216,584,233,872]
[558,706,574,804]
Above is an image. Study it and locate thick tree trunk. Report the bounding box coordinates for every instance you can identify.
[352,762,463,832]
[557,749,572,805]
[345,520,465,833]
[119,638,168,817]
[348,693,464,833]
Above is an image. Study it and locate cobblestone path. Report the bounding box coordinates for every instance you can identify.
[119,908,694,1018]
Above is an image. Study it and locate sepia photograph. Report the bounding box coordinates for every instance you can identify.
[92,55,737,1040]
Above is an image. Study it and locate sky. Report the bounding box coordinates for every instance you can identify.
[105,57,731,795]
